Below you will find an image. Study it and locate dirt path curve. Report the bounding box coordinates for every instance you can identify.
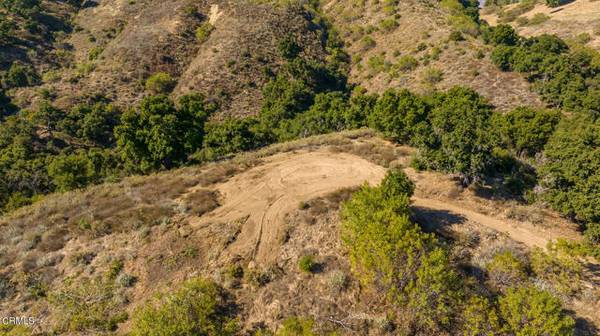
[191,150,576,263]
[191,151,386,263]
[411,197,552,248]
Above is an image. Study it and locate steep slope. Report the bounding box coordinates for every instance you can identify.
[322,0,543,110]
[10,0,332,118]
[1,131,597,334]
[481,0,600,50]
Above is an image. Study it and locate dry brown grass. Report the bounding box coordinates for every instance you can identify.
[323,0,543,111]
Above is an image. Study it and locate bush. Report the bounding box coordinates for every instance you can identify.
[449,30,464,41]
[538,116,600,224]
[488,24,519,46]
[199,117,263,160]
[486,251,528,290]
[298,255,317,273]
[0,90,17,119]
[49,277,127,332]
[196,22,214,43]
[419,87,496,185]
[499,286,575,335]
[530,247,582,295]
[278,35,301,59]
[131,278,238,336]
[2,62,39,88]
[368,89,429,144]
[462,296,502,336]
[276,317,316,336]
[394,55,419,72]
[145,72,176,94]
[494,106,561,156]
[116,94,212,172]
[341,170,461,330]
[421,67,444,84]
[545,0,564,7]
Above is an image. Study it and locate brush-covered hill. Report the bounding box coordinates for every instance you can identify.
[3,0,334,117]
[1,131,598,335]
[481,0,600,50]
[1,0,600,335]
[321,0,543,110]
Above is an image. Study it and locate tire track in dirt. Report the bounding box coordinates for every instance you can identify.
[190,151,386,263]
[190,149,582,262]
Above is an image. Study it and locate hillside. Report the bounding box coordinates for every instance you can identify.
[322,0,542,110]
[5,0,333,118]
[481,0,600,50]
[1,0,600,335]
[1,131,598,334]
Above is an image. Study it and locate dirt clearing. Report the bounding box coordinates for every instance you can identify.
[190,151,386,263]
[189,148,580,265]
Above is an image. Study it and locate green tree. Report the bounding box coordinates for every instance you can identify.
[419,87,495,185]
[60,103,120,146]
[368,89,429,144]
[199,117,262,160]
[488,24,519,46]
[115,94,210,172]
[494,107,561,156]
[539,116,600,224]
[131,278,238,336]
[341,170,461,331]
[499,286,575,336]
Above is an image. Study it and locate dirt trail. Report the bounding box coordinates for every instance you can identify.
[190,150,581,263]
[411,197,552,248]
[191,151,386,263]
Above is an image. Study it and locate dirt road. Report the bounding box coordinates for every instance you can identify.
[192,151,386,263]
[191,150,579,263]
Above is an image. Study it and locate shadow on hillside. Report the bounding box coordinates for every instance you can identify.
[411,206,466,234]
[573,314,599,336]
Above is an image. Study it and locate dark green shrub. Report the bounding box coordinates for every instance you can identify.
[199,117,263,160]
[368,89,429,144]
[278,35,302,60]
[145,72,176,94]
[449,30,464,41]
[538,116,599,224]
[419,87,496,185]
[2,63,39,88]
[494,106,561,156]
[298,255,317,273]
[115,94,212,172]
[488,24,519,46]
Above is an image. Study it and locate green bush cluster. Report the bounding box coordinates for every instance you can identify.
[340,170,576,334]
[130,278,238,336]
[489,25,600,116]
[537,116,599,245]
[341,169,461,331]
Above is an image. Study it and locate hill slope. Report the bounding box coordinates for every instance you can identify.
[481,0,600,50]
[1,131,597,334]
[8,0,333,118]
[322,0,543,110]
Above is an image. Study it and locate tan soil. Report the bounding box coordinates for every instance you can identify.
[190,151,387,264]
[189,149,579,264]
